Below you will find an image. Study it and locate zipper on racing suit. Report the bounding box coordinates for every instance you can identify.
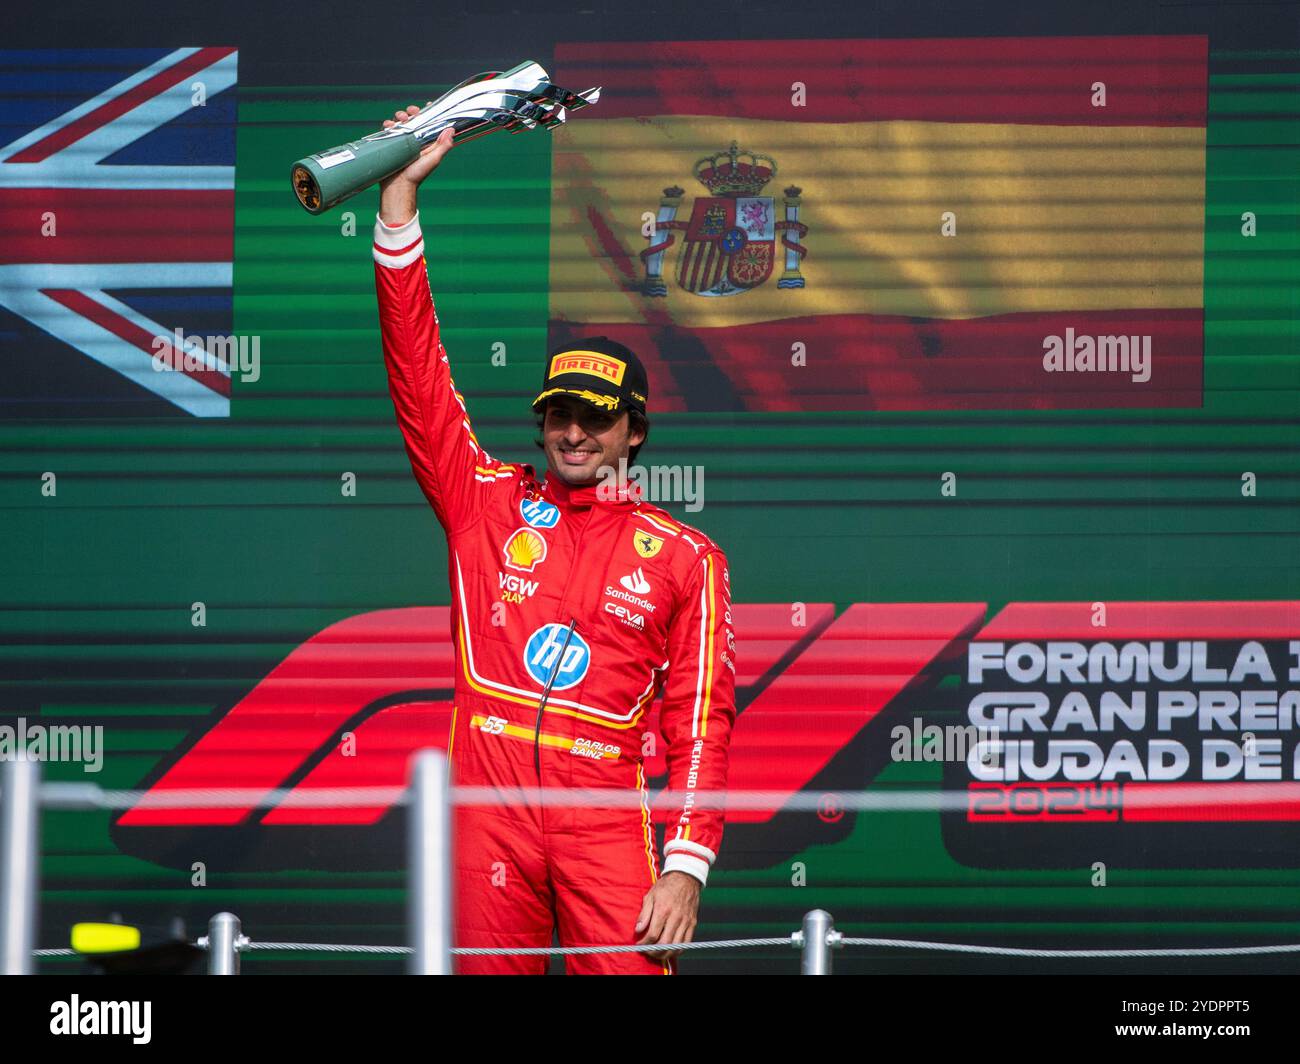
[532,617,578,781]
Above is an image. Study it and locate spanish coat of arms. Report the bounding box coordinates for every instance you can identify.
[640,141,809,298]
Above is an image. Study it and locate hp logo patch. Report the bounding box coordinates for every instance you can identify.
[520,498,560,529]
[524,624,590,690]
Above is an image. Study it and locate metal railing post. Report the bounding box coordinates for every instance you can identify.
[408,749,452,974]
[799,909,840,974]
[0,759,40,975]
[207,911,242,975]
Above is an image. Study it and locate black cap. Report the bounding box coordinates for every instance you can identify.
[532,336,648,415]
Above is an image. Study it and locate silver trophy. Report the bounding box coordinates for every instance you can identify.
[292,59,600,214]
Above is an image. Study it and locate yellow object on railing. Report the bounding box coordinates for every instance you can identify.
[71,923,142,954]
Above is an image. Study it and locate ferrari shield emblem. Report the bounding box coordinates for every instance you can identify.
[632,530,664,559]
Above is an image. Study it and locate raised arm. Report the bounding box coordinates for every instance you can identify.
[373,116,517,533]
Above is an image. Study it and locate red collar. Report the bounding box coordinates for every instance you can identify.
[541,471,643,511]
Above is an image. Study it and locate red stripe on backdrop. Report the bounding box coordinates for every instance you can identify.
[555,36,1208,126]
[0,189,233,264]
[641,604,838,802]
[8,46,237,163]
[116,604,840,828]
[547,308,1204,412]
[724,603,987,823]
[260,700,455,826]
[43,289,232,398]
[980,601,1300,640]
[1124,783,1300,823]
[116,607,458,826]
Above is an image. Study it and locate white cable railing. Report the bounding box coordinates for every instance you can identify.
[31,781,1299,813]
[8,757,1300,975]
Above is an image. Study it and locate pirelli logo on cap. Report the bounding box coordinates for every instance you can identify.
[549,350,626,385]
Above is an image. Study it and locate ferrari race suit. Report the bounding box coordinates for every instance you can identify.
[373,212,737,975]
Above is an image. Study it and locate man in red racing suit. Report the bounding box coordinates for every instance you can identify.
[373,116,736,974]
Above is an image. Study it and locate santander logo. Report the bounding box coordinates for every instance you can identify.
[620,567,651,594]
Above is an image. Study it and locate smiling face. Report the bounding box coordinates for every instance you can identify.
[540,394,646,486]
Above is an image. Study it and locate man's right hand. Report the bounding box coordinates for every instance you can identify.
[377,105,456,227]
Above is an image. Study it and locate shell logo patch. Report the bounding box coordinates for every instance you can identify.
[503,528,548,572]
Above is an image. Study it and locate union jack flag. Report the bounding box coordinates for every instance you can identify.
[0,47,238,418]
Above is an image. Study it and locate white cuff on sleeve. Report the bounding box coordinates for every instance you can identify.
[662,851,710,885]
[662,839,716,886]
[373,211,424,268]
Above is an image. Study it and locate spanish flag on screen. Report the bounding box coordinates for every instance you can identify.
[548,36,1207,413]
